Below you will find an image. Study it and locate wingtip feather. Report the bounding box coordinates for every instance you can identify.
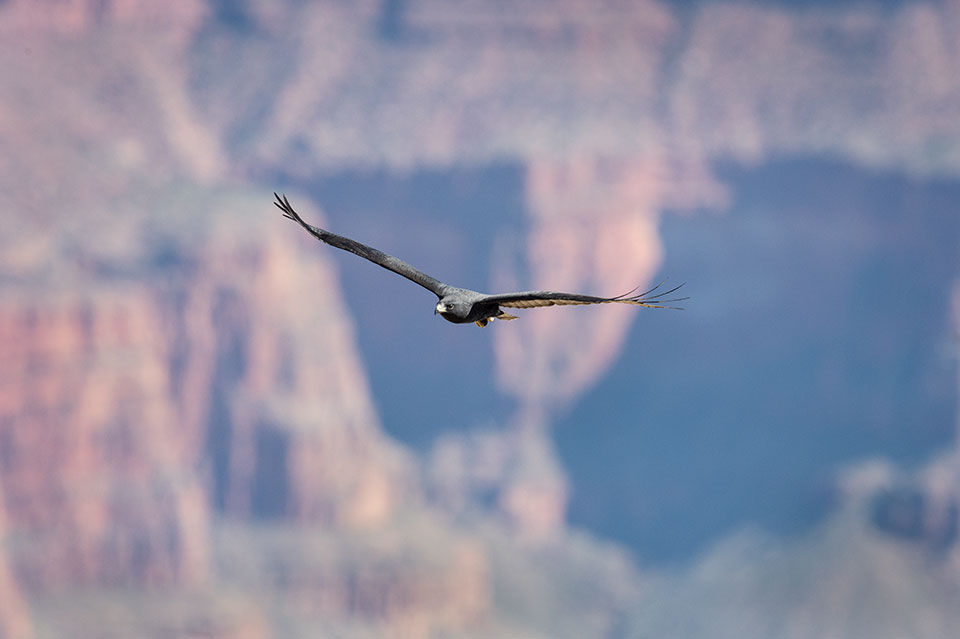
[624,280,688,310]
[274,192,302,223]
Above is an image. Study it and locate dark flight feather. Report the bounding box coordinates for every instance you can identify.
[483,281,688,310]
[274,193,450,297]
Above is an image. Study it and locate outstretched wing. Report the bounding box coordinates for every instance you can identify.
[275,193,450,298]
[482,282,687,310]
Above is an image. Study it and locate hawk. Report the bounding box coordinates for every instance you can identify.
[275,193,686,327]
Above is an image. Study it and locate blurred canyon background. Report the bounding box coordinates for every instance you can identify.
[1,0,960,637]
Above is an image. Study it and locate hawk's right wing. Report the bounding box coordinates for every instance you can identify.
[275,193,451,298]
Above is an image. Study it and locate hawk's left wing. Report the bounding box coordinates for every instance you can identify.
[481,282,687,310]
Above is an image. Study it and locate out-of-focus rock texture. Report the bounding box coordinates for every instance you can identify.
[0,289,210,590]
[0,489,31,639]
[494,156,726,419]
[670,1,960,173]
[1,0,960,637]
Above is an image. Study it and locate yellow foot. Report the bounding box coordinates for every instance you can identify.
[475,319,489,327]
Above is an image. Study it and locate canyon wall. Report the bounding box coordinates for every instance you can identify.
[0,4,490,634]
[0,487,31,639]
[494,155,726,416]
[0,190,419,538]
[0,184,486,635]
[0,0,958,636]
[0,288,210,591]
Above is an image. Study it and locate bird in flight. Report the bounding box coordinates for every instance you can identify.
[275,193,686,327]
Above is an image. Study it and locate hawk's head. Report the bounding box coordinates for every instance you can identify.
[435,299,466,319]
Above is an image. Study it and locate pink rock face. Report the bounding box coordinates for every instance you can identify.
[0,290,210,592]
[2,0,959,635]
[483,157,726,536]
[177,213,420,527]
[0,488,32,639]
[494,156,727,415]
[669,1,960,172]
[0,0,207,39]
[0,194,418,600]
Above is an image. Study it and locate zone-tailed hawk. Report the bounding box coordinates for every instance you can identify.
[275,193,686,327]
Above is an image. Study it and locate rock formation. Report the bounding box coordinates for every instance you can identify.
[494,156,726,413]
[0,484,32,639]
[0,288,210,591]
[1,0,959,636]
[429,425,569,538]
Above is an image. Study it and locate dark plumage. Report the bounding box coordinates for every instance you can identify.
[275,193,686,327]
